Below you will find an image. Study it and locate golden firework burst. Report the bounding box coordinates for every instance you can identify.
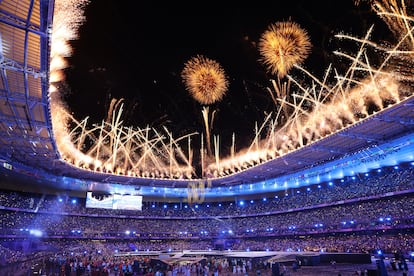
[259,21,312,78]
[181,55,229,105]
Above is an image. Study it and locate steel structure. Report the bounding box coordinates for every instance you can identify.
[1,0,414,197]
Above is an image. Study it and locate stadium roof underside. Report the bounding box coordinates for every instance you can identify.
[1,0,414,197]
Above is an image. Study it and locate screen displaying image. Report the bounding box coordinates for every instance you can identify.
[85,191,114,209]
[112,194,142,211]
[85,191,142,210]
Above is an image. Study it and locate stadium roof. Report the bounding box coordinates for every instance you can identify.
[1,0,414,199]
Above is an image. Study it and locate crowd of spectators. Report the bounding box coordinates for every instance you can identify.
[0,163,413,269]
[1,194,413,238]
[1,163,413,219]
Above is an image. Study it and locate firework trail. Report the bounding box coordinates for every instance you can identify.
[48,0,414,183]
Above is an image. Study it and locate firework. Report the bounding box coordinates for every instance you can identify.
[181,55,229,105]
[50,0,413,183]
[258,21,312,78]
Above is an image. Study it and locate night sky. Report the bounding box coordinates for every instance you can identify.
[64,0,387,156]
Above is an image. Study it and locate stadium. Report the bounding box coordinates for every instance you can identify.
[1,0,414,275]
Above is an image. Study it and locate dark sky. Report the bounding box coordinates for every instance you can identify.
[64,0,386,156]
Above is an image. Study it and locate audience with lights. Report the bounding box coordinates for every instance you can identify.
[0,163,413,271]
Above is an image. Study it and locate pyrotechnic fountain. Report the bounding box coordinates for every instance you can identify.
[48,0,414,187]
